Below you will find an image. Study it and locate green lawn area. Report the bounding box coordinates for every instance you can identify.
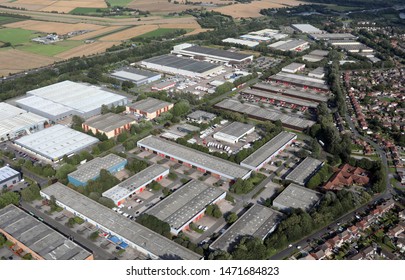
[0,15,25,25]
[19,40,82,56]
[0,28,38,45]
[69,7,109,15]
[136,28,186,39]
[106,0,133,6]
[323,4,363,12]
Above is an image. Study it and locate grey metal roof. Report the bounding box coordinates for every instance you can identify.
[241,131,297,169]
[285,157,323,186]
[187,110,217,121]
[146,180,225,231]
[41,183,201,260]
[128,97,173,114]
[242,88,318,108]
[137,136,251,180]
[214,122,255,138]
[102,165,169,202]
[215,99,315,130]
[0,166,20,182]
[111,67,160,82]
[251,82,328,103]
[181,45,252,61]
[309,67,325,76]
[210,204,283,251]
[269,72,330,91]
[269,39,308,51]
[282,63,305,72]
[273,183,322,211]
[292,24,323,33]
[15,125,99,161]
[143,55,220,74]
[68,154,127,183]
[309,33,356,40]
[83,113,135,132]
[309,50,329,57]
[0,205,92,260]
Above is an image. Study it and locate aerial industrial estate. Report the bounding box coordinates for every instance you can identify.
[0,0,404,264]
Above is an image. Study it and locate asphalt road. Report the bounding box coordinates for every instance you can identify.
[20,202,115,260]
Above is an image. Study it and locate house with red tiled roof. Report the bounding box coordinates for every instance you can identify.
[324,164,370,191]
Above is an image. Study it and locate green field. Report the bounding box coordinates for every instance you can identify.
[106,0,133,6]
[0,15,25,25]
[19,40,82,56]
[136,28,187,39]
[69,7,109,15]
[0,28,38,45]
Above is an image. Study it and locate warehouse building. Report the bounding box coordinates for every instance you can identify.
[126,97,173,120]
[172,43,253,64]
[210,204,283,252]
[241,89,318,110]
[110,67,161,86]
[308,67,325,79]
[222,38,259,48]
[309,33,356,41]
[302,50,329,62]
[269,39,309,52]
[0,103,48,142]
[248,29,288,41]
[187,110,217,123]
[146,180,226,235]
[240,131,297,170]
[213,122,255,144]
[103,165,169,206]
[0,205,93,260]
[269,72,330,92]
[82,113,136,139]
[273,183,322,212]
[282,63,306,74]
[141,55,223,78]
[330,41,373,53]
[240,34,271,42]
[14,124,99,162]
[0,166,21,190]
[251,82,329,103]
[16,81,128,122]
[137,136,251,181]
[151,80,177,91]
[292,24,324,34]
[68,154,127,187]
[285,157,324,186]
[40,183,201,260]
[214,99,315,131]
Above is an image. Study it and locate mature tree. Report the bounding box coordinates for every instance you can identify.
[225,212,238,224]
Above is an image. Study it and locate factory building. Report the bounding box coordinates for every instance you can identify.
[110,67,161,86]
[16,81,128,122]
[222,38,259,48]
[0,205,93,260]
[273,183,322,212]
[40,183,201,260]
[269,72,330,92]
[215,99,315,131]
[251,82,329,103]
[14,124,99,162]
[0,166,21,190]
[240,131,297,171]
[239,34,271,42]
[330,41,374,53]
[146,180,226,235]
[213,122,255,144]
[68,154,127,187]
[308,67,326,79]
[126,97,173,120]
[282,63,306,74]
[137,136,252,181]
[210,205,283,252]
[151,80,177,91]
[187,110,217,123]
[285,157,324,186]
[0,103,48,142]
[171,43,253,64]
[102,165,169,206]
[268,39,309,52]
[241,88,318,110]
[292,24,324,34]
[82,113,136,139]
[141,55,223,78]
[302,50,329,62]
[309,33,357,41]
